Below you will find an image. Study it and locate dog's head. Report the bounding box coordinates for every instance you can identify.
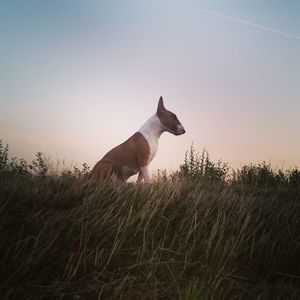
[156,96,185,135]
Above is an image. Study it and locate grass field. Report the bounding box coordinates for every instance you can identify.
[0,142,300,299]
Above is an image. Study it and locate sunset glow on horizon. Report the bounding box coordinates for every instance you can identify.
[1,0,300,174]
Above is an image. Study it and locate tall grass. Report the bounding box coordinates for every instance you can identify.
[0,140,300,299]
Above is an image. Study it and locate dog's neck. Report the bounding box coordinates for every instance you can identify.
[139,114,165,142]
[138,114,165,160]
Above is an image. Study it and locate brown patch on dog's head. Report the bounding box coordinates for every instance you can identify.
[157,96,185,135]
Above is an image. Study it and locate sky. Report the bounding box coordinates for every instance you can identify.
[1,0,300,174]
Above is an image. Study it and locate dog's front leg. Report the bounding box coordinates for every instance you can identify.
[137,171,144,183]
[140,166,151,183]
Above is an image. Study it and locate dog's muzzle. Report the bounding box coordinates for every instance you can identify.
[175,124,186,135]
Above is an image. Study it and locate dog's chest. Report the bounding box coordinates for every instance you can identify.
[146,136,158,162]
[138,115,163,164]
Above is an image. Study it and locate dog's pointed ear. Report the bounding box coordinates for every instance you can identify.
[157,96,165,114]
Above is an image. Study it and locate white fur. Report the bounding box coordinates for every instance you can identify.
[140,166,151,183]
[138,114,165,163]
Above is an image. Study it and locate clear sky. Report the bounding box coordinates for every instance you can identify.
[1,0,300,173]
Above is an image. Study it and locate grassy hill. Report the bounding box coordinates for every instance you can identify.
[0,141,300,299]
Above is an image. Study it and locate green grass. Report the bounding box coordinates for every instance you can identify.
[0,140,299,299]
[1,173,300,299]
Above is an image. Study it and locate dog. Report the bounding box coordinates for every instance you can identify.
[90,97,185,182]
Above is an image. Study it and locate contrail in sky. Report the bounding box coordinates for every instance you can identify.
[199,8,300,40]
